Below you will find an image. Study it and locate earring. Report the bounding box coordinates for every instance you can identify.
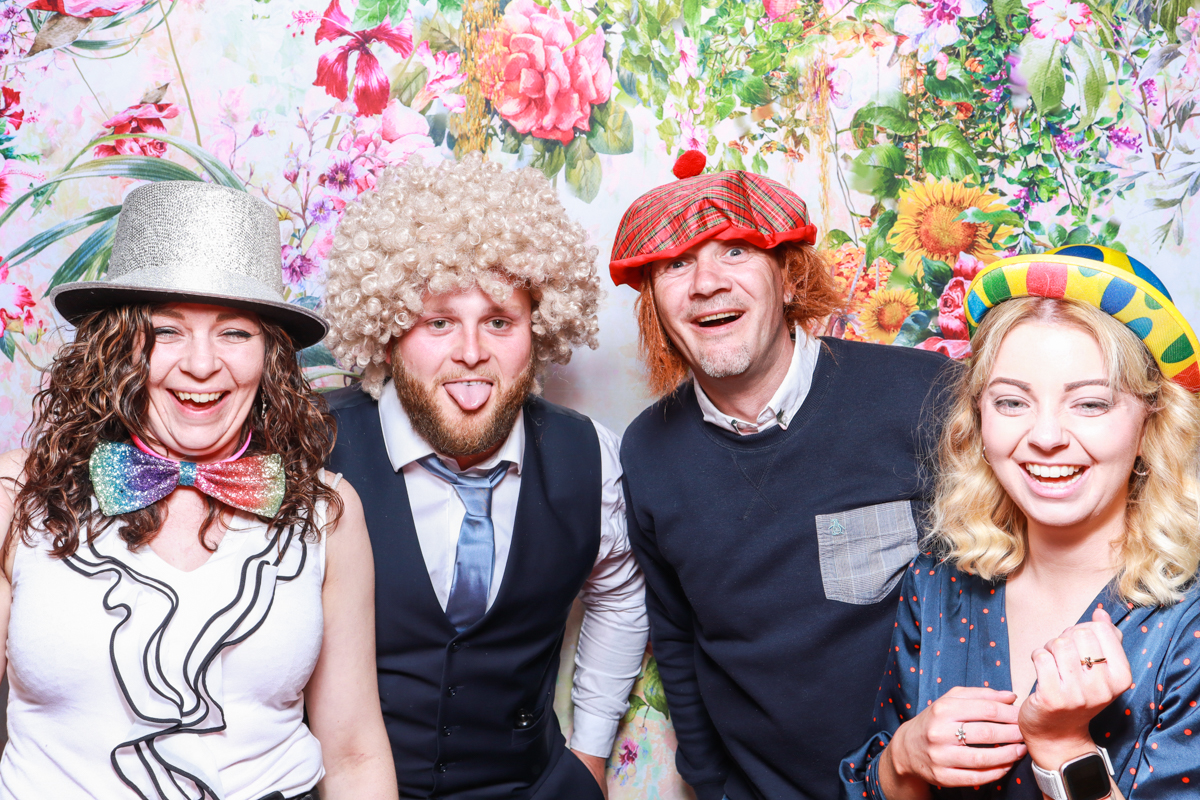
[259,394,269,417]
[981,446,991,466]
[1133,458,1149,478]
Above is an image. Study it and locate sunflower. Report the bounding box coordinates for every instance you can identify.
[888,177,1013,277]
[858,287,918,344]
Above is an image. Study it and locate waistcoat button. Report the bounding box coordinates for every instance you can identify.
[447,686,457,697]
[450,642,460,652]
[515,710,534,729]
[442,726,452,737]
[437,762,448,773]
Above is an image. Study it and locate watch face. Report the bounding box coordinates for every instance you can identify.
[1062,754,1111,800]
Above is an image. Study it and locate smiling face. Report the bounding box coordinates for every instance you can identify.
[390,285,535,467]
[145,303,266,463]
[980,321,1149,542]
[648,238,793,385]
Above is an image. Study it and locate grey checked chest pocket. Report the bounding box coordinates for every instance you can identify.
[815,500,919,605]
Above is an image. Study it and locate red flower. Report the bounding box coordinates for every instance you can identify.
[25,0,143,17]
[313,0,413,118]
[93,102,179,158]
[0,88,23,132]
[936,276,971,341]
[915,336,972,359]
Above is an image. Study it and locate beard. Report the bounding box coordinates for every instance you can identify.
[391,358,536,458]
[696,343,753,379]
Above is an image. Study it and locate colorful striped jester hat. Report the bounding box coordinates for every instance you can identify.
[965,244,1200,393]
[608,152,818,290]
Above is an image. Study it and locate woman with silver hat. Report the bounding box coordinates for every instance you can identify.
[0,181,398,799]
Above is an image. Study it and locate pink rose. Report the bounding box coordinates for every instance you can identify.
[479,0,612,144]
[93,102,179,158]
[952,251,985,281]
[26,0,142,17]
[937,276,971,341]
[764,0,800,21]
[915,336,972,359]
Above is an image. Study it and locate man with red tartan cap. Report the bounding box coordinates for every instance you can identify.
[613,156,957,800]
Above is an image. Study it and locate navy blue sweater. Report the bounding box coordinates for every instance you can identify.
[621,337,955,800]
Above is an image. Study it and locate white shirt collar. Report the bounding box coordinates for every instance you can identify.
[694,327,821,436]
[377,379,525,474]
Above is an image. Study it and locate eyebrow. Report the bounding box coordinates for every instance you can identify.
[1063,379,1110,391]
[987,377,1031,391]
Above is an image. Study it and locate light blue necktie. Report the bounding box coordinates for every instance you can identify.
[418,455,511,631]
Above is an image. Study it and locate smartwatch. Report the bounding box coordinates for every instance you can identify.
[1031,747,1114,800]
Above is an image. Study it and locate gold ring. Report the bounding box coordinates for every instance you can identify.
[1081,656,1108,669]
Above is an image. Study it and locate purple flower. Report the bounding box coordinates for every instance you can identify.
[1053,132,1084,156]
[1107,126,1143,153]
[618,740,638,767]
[282,246,319,284]
[321,156,362,194]
[310,195,340,224]
[1139,79,1160,107]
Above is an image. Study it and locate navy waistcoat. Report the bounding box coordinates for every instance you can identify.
[327,389,602,799]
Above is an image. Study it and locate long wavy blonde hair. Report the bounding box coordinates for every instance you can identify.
[929,296,1200,606]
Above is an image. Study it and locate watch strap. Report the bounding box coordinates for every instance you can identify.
[1032,747,1113,800]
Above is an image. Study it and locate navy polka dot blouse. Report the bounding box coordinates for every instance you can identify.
[839,553,1200,799]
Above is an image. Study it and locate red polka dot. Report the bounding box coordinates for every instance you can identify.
[983,608,990,613]
[1184,777,1191,784]
[1152,743,1158,749]
[1143,625,1149,632]
[1126,709,1133,715]
[960,637,966,643]
[937,677,942,683]
[1186,729,1193,735]
[1186,658,1192,666]
[996,660,1001,666]
[927,626,933,632]
[962,618,968,624]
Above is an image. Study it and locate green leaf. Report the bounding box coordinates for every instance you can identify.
[921,257,954,296]
[957,207,1023,227]
[565,138,602,202]
[353,0,408,28]
[622,695,647,723]
[737,76,771,107]
[88,132,244,188]
[1065,225,1091,245]
[0,334,14,362]
[681,0,700,30]
[922,146,978,180]
[1019,33,1066,114]
[587,101,634,155]
[392,63,430,109]
[437,0,462,10]
[46,217,118,291]
[992,0,1022,31]
[713,95,736,121]
[850,146,905,199]
[299,343,338,368]
[501,126,522,154]
[641,3,661,39]
[1048,222,1068,246]
[642,657,670,719]
[857,143,907,173]
[924,74,975,103]
[535,142,566,180]
[893,309,938,347]
[0,156,202,231]
[851,103,917,136]
[5,204,121,268]
[822,229,853,249]
[1069,43,1107,133]
[865,209,899,267]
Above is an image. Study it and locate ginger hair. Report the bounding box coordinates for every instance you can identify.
[635,242,844,397]
[322,154,601,398]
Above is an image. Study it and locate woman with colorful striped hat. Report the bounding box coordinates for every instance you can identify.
[840,245,1200,800]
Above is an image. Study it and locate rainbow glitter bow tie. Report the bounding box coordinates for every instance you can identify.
[90,437,286,518]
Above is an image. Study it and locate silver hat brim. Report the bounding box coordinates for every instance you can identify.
[49,266,328,349]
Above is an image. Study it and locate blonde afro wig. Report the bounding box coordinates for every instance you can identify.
[322,154,602,399]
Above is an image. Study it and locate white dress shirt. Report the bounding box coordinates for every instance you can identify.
[695,327,821,435]
[377,382,649,757]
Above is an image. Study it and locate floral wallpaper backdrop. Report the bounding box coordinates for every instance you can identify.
[1,0,1199,795]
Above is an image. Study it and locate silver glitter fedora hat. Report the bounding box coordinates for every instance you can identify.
[49,180,328,348]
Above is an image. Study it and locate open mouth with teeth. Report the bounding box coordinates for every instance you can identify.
[695,311,744,328]
[171,390,227,409]
[1024,463,1086,485]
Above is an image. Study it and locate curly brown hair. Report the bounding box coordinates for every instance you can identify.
[9,304,342,559]
[635,242,845,397]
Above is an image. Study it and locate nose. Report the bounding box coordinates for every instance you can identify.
[179,335,220,381]
[1026,406,1069,452]
[689,250,733,298]
[452,324,490,369]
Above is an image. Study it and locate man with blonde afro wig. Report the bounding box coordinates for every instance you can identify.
[323,154,648,800]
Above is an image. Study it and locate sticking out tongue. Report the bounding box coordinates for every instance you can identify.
[444,380,493,411]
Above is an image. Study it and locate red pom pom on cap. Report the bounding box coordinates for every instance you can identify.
[673,150,706,179]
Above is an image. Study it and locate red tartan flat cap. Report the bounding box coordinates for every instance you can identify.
[609,168,818,289]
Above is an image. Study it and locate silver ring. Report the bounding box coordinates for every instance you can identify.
[955,725,967,746]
